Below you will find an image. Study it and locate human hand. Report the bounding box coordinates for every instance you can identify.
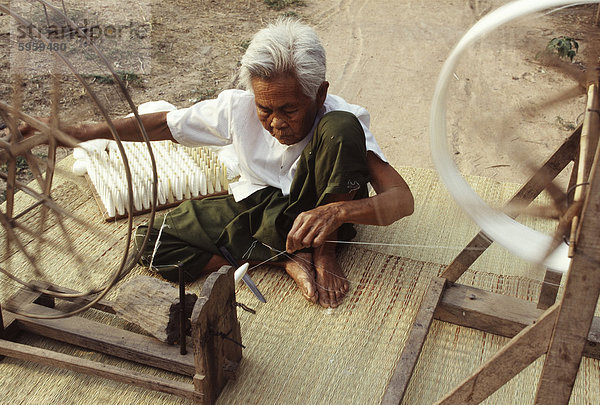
[17,117,82,148]
[286,203,343,253]
[17,117,52,140]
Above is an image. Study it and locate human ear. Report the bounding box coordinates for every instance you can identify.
[316,81,329,107]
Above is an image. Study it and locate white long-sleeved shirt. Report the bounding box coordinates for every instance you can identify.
[167,89,385,202]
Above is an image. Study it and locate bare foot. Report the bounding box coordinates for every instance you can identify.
[313,243,349,308]
[284,252,318,304]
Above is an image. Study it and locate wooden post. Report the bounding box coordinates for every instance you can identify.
[568,82,599,256]
[0,302,4,361]
[537,270,562,310]
[192,265,242,405]
[179,265,187,355]
[0,302,4,339]
[567,146,580,206]
[534,87,600,404]
[382,277,446,405]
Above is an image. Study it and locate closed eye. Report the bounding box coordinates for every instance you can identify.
[257,105,271,114]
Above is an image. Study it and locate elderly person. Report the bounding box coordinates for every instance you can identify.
[25,19,413,308]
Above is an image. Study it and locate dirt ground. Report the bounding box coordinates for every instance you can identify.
[308,0,599,186]
[1,0,600,198]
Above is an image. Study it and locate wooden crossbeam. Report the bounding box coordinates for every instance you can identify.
[441,126,580,283]
[436,305,559,404]
[9,302,196,376]
[0,340,201,401]
[434,282,600,359]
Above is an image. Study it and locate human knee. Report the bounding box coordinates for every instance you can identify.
[315,111,367,153]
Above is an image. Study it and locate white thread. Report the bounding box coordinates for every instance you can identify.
[259,243,360,291]
[325,240,488,251]
[258,241,564,293]
[242,240,259,260]
[148,214,169,271]
[247,250,289,271]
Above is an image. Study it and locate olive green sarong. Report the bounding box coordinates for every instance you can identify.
[135,111,370,281]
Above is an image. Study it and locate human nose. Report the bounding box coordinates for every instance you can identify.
[271,115,288,129]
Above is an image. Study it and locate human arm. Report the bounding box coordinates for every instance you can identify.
[285,151,414,252]
[18,111,175,144]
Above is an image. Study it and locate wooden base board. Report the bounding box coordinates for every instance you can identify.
[6,303,196,376]
[383,278,600,404]
[0,267,241,404]
[434,282,600,359]
[0,340,201,401]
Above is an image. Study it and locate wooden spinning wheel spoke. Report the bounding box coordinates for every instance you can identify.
[0,150,132,307]
[0,209,126,301]
[465,74,595,268]
[0,1,163,319]
[4,151,17,221]
[0,173,90,229]
[44,213,90,274]
[0,211,44,276]
[0,197,90,285]
[45,72,60,197]
[0,102,79,149]
[22,151,48,191]
[501,202,561,219]
[0,133,50,166]
[0,179,121,255]
[0,213,78,254]
[457,18,600,253]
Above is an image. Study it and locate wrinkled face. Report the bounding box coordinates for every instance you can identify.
[252,74,328,145]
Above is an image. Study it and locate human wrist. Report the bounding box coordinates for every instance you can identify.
[331,200,349,227]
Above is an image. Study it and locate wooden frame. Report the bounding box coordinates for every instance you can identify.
[383,79,600,404]
[0,265,242,404]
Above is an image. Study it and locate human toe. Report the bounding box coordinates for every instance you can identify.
[317,287,331,308]
[302,286,318,304]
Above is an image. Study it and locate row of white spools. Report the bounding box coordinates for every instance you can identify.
[75,140,227,218]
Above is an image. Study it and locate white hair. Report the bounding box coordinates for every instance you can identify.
[239,18,326,99]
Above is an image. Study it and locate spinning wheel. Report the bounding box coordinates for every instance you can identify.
[0,2,241,403]
[0,0,158,318]
[430,0,600,273]
[384,0,600,403]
